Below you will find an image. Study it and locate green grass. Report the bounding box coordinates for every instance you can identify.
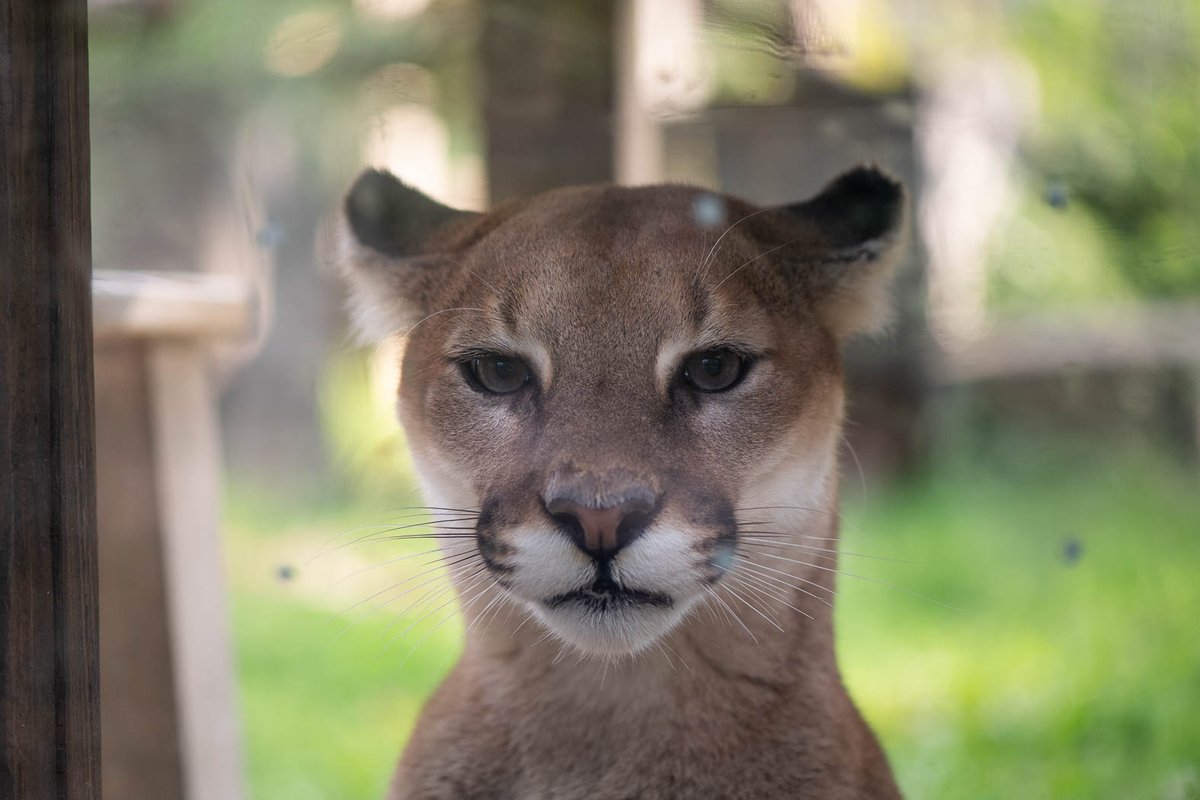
[839,447,1200,799]
[227,444,1200,799]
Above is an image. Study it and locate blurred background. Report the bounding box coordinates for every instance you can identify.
[87,0,1200,798]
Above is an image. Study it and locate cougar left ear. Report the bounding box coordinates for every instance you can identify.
[779,165,907,338]
[337,169,479,341]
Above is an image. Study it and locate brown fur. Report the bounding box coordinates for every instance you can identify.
[337,168,906,799]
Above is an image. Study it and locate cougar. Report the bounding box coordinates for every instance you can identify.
[336,165,906,799]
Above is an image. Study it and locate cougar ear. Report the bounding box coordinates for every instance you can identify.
[337,169,479,341]
[779,165,907,338]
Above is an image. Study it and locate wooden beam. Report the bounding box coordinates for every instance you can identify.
[93,270,254,342]
[0,1,101,800]
[934,303,1200,384]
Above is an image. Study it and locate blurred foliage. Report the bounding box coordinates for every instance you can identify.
[88,0,481,267]
[318,350,423,504]
[699,0,1200,308]
[997,0,1200,303]
[90,0,479,143]
[987,183,1134,308]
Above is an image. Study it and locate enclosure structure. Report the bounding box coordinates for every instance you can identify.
[1,1,100,799]
[94,271,251,800]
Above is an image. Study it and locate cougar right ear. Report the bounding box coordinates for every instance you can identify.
[337,169,479,341]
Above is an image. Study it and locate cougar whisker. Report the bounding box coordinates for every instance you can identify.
[730,555,836,606]
[722,574,787,628]
[703,586,757,644]
[339,548,482,622]
[694,206,774,283]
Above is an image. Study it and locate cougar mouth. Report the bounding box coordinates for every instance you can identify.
[544,575,673,613]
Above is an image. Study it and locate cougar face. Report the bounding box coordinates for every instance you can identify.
[339,169,904,656]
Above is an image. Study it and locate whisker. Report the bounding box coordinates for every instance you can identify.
[394,573,497,667]
[511,609,536,638]
[704,586,757,643]
[653,641,680,675]
[735,504,848,522]
[366,534,479,543]
[736,529,842,543]
[724,570,791,606]
[720,582,785,633]
[396,604,465,671]
[726,571,816,621]
[325,543,475,595]
[731,572,817,622]
[739,537,917,564]
[382,565,491,654]
[338,548,481,621]
[731,555,837,607]
[373,521,481,532]
[331,559,473,646]
[658,637,692,674]
[377,508,481,521]
[312,516,480,560]
[398,307,487,340]
[477,590,513,641]
[742,551,958,610]
[723,574,789,622]
[839,431,868,501]
[712,235,805,291]
[733,504,876,541]
[466,586,509,635]
[695,206,774,283]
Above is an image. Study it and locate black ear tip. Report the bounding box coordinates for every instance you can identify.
[344,169,432,256]
[343,169,471,257]
[801,164,905,246]
[345,169,402,231]
[828,164,905,207]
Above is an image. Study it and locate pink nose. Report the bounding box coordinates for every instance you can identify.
[544,493,656,560]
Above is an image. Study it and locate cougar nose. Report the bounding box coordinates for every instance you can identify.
[544,488,657,561]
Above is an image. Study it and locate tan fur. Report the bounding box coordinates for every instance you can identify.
[337,169,906,799]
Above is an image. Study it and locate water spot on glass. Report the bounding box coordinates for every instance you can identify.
[257,222,284,249]
[1044,181,1070,210]
[692,194,725,229]
[711,540,735,573]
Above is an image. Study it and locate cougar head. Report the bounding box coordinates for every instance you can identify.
[337,167,905,655]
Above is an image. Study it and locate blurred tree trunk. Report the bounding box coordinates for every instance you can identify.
[482,0,615,202]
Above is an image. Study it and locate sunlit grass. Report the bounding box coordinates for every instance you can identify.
[839,447,1200,799]
[228,443,1200,799]
[226,499,464,800]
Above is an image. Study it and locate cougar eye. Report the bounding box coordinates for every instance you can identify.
[468,354,531,394]
[682,349,747,393]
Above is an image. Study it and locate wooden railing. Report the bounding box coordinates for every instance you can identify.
[93,270,253,800]
[933,303,1200,383]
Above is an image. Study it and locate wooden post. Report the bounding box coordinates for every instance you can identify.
[147,342,245,800]
[93,272,251,800]
[0,1,101,800]
[482,0,616,202]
